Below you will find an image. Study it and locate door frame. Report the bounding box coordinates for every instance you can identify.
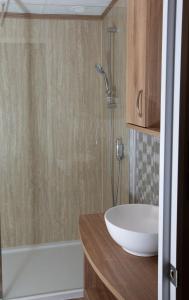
[176,0,189,299]
[158,0,184,299]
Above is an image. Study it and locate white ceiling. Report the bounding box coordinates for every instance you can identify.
[2,0,112,15]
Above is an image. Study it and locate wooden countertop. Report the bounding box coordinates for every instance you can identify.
[79,214,158,300]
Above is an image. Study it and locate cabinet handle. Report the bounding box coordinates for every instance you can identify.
[136,90,143,117]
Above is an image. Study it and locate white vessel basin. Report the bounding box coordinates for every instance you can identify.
[104,204,159,257]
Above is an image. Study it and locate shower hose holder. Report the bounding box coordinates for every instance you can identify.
[106,96,117,108]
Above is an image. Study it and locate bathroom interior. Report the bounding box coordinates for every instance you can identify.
[0,0,163,299]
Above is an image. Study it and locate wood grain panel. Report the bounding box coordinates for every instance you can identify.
[84,256,116,299]
[80,214,158,300]
[127,124,160,137]
[145,0,162,127]
[126,0,162,128]
[126,0,147,127]
[102,1,129,209]
[85,288,116,300]
[0,18,103,247]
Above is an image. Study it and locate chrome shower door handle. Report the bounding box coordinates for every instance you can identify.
[136,90,143,118]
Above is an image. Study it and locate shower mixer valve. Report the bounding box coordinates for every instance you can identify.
[116,138,124,161]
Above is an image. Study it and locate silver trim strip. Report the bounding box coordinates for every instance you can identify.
[158,0,180,299]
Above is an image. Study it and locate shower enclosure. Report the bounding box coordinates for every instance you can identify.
[95,26,125,207]
[0,1,128,299]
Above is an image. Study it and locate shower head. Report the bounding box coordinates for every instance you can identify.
[95,64,111,97]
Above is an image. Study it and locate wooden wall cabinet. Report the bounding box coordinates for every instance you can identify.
[126,0,163,130]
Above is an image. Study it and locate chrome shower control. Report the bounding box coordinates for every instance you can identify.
[116,138,124,161]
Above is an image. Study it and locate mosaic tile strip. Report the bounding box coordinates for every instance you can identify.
[129,129,160,205]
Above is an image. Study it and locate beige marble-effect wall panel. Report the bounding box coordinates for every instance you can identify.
[0,18,103,247]
[102,0,129,209]
[0,43,47,247]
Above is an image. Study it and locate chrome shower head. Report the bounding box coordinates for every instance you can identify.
[95,64,111,96]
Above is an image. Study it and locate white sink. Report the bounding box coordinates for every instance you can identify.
[104,204,159,257]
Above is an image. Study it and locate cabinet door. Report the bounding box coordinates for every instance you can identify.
[126,0,147,127]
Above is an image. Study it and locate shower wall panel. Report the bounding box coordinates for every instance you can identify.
[0,42,47,247]
[0,19,103,247]
[102,0,129,208]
